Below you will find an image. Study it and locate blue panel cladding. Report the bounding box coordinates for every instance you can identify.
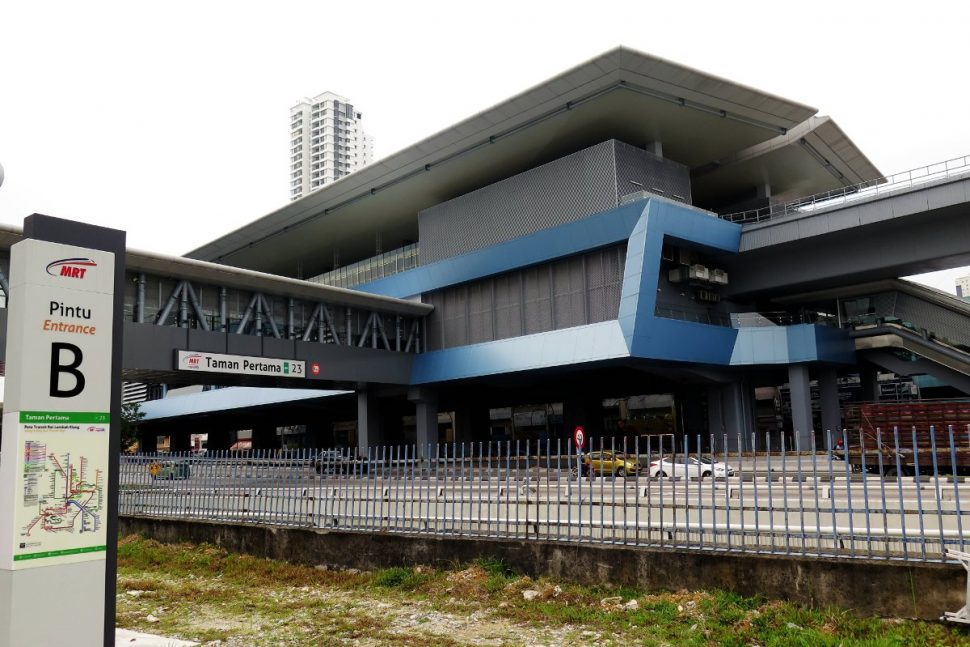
[618,199,743,362]
[410,320,629,384]
[356,201,647,299]
[729,325,856,365]
[381,196,856,384]
[810,324,857,364]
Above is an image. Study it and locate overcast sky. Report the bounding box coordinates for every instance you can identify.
[1,0,968,292]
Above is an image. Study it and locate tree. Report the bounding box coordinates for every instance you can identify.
[121,402,146,452]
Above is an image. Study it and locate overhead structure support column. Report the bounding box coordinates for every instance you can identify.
[136,273,146,323]
[818,367,842,441]
[252,424,279,450]
[563,395,603,441]
[860,366,881,402]
[454,401,489,445]
[206,429,232,452]
[409,387,439,456]
[139,430,158,454]
[356,387,383,454]
[171,431,192,453]
[788,364,814,451]
[708,381,753,451]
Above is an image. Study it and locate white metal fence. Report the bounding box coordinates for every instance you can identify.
[119,427,970,564]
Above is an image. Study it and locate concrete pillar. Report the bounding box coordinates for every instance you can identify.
[408,387,439,455]
[138,430,158,453]
[252,424,279,450]
[356,388,383,453]
[723,381,753,450]
[706,385,724,437]
[678,390,705,438]
[206,429,232,452]
[415,401,438,451]
[305,416,334,449]
[860,366,881,402]
[788,364,814,450]
[708,382,754,451]
[563,396,603,441]
[817,367,842,440]
[171,432,191,453]
[453,401,489,444]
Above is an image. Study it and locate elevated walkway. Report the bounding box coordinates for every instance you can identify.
[721,154,970,227]
[779,279,970,393]
[716,155,970,297]
[853,325,970,393]
[0,221,432,388]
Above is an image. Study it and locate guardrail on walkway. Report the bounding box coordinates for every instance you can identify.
[119,427,970,564]
[720,154,970,225]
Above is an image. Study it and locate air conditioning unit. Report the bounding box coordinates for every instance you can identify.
[668,267,686,284]
[711,269,729,285]
[688,264,710,281]
[696,289,721,303]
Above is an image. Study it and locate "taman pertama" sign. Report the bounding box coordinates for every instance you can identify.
[176,350,306,378]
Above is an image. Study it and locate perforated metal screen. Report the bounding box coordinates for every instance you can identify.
[423,245,627,350]
[418,140,689,264]
[878,291,970,348]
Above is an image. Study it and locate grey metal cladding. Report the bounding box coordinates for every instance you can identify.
[614,141,691,203]
[877,291,970,348]
[423,245,627,350]
[418,141,616,264]
[418,140,692,264]
[493,273,523,340]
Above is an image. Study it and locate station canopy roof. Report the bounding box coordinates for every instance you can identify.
[189,46,880,279]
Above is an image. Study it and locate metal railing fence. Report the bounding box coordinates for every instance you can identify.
[720,154,970,225]
[308,243,419,289]
[118,426,970,564]
[653,308,837,329]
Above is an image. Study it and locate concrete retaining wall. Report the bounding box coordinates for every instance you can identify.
[119,516,964,620]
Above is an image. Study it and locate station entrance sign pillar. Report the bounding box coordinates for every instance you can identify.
[0,215,125,647]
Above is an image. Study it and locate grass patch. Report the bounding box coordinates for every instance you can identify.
[373,566,430,591]
[473,556,516,578]
[116,534,970,647]
[472,556,517,593]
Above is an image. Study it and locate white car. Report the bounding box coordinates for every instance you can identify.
[648,456,735,478]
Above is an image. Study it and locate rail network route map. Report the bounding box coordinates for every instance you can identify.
[15,435,108,563]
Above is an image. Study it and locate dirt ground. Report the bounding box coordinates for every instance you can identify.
[116,536,970,647]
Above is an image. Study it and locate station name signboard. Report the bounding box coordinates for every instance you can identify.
[176,350,305,378]
[0,240,116,569]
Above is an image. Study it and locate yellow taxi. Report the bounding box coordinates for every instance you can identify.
[582,450,638,477]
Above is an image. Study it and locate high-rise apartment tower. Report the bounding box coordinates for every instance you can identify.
[956,275,970,300]
[289,92,373,201]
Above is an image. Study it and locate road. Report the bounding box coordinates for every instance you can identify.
[119,454,970,561]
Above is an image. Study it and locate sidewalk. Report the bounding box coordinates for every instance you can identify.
[116,628,198,646]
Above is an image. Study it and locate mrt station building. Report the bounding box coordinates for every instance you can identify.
[141,47,970,452]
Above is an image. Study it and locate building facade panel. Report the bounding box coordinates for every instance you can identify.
[423,245,627,350]
[417,140,690,264]
[614,141,691,203]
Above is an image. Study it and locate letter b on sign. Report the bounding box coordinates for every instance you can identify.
[50,342,85,398]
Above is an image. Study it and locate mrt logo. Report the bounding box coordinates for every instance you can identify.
[46,257,97,279]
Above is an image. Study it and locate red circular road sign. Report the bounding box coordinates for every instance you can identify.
[573,426,585,451]
[311,362,320,376]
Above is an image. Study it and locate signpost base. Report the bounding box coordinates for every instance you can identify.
[0,214,126,647]
[0,560,106,647]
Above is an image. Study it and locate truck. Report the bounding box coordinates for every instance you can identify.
[836,400,970,476]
